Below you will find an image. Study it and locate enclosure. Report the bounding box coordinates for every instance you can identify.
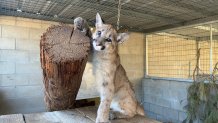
[0,0,218,123]
[143,22,218,122]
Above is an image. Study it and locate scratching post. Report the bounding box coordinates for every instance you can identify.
[40,25,90,111]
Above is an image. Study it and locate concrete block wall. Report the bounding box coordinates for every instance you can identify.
[119,33,145,102]
[0,16,59,114]
[142,78,191,123]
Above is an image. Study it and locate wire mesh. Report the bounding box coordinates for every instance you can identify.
[146,22,218,79]
[1,0,218,32]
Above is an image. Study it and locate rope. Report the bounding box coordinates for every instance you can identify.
[117,0,122,30]
[193,48,218,83]
[193,48,201,82]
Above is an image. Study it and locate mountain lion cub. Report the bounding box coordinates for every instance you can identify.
[92,13,145,123]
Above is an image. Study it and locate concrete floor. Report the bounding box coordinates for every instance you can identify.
[0,106,161,123]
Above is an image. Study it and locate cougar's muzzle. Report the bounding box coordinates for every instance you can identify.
[92,38,106,51]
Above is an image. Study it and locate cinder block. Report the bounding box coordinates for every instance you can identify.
[171,98,186,111]
[162,88,170,98]
[120,54,144,70]
[118,45,129,54]
[0,86,16,99]
[142,78,170,88]
[144,94,157,104]
[119,32,144,47]
[27,73,43,85]
[120,54,144,64]
[143,102,150,111]
[144,93,171,107]
[2,25,29,39]
[15,63,42,74]
[132,81,142,102]
[77,88,99,100]
[156,114,168,122]
[169,89,187,102]
[0,50,29,63]
[16,20,42,29]
[130,33,145,45]
[0,62,15,74]
[143,85,151,94]
[29,28,44,40]
[0,25,1,37]
[0,16,15,20]
[146,111,157,120]
[0,97,46,114]
[16,39,40,51]
[130,77,141,83]
[136,93,142,103]
[151,87,163,97]
[0,37,16,49]
[119,45,144,55]
[0,73,43,86]
[142,78,153,86]
[126,70,144,80]
[179,111,187,122]
[0,74,29,86]
[149,103,163,115]
[162,107,179,121]
[0,16,16,26]
[16,17,42,23]
[118,33,144,55]
[15,85,43,98]
[142,79,172,99]
[170,81,191,91]
[156,97,171,108]
[81,62,95,89]
[28,51,40,63]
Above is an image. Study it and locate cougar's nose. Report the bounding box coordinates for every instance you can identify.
[92,39,102,46]
[96,42,102,46]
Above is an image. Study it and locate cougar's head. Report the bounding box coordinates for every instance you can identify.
[92,13,129,52]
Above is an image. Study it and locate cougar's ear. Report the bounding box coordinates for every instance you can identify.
[117,33,129,44]
[96,13,103,27]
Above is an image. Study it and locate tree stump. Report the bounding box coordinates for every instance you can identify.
[40,25,90,111]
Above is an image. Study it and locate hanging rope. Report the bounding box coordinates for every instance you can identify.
[117,0,122,30]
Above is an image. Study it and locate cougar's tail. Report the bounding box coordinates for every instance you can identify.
[136,102,145,116]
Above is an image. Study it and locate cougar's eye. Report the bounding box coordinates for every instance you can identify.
[105,38,112,42]
[97,31,101,36]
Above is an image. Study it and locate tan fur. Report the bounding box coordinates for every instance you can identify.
[92,13,145,123]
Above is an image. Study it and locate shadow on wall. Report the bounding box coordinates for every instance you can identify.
[0,92,12,114]
[131,78,143,103]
